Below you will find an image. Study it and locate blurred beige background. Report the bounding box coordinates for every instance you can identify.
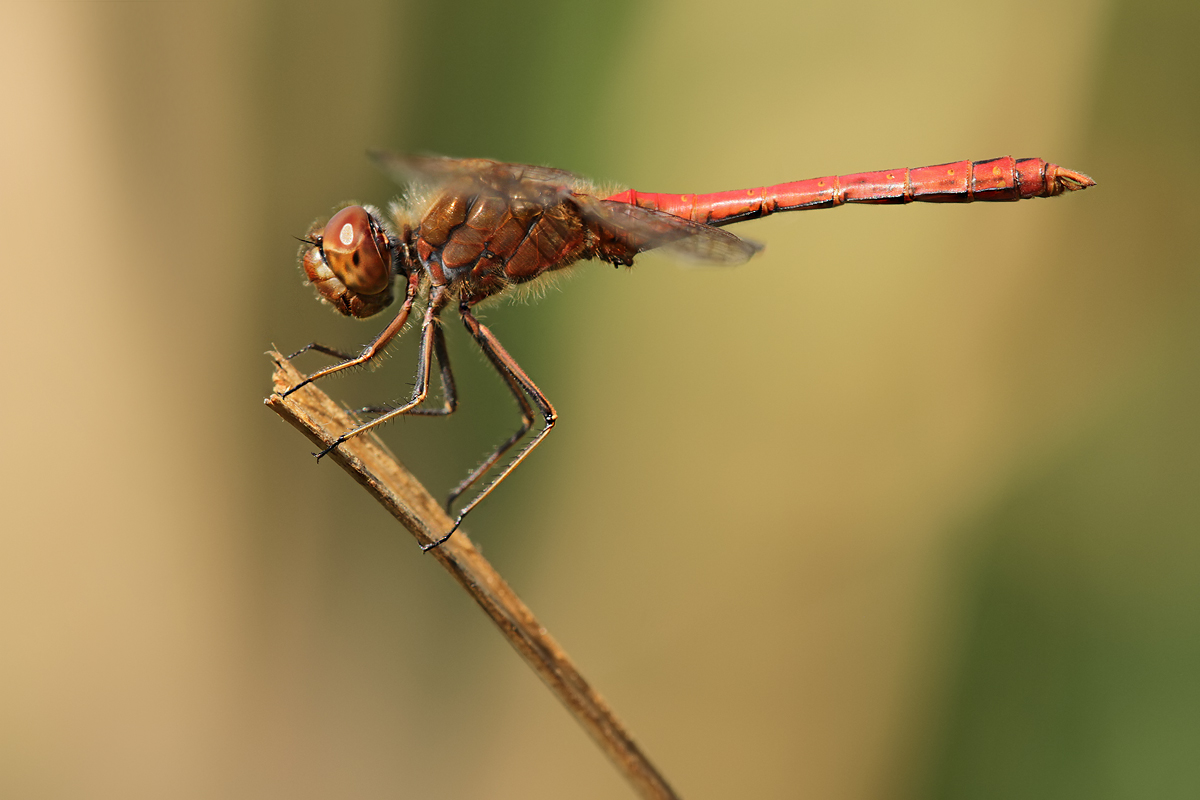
[3,1,1198,798]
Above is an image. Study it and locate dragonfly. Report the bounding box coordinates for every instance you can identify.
[283,153,1094,549]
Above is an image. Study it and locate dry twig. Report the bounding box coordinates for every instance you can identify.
[264,352,680,800]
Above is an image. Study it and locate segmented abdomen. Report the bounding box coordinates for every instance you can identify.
[606,157,1095,227]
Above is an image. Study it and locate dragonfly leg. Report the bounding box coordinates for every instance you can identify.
[396,322,458,417]
[421,302,557,551]
[312,286,451,461]
[282,273,420,399]
[444,339,534,514]
[285,342,355,361]
[351,323,458,418]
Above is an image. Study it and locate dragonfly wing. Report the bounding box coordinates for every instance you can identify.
[369,152,582,198]
[580,198,761,265]
[371,152,490,183]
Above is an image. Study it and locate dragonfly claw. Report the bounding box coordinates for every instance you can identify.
[313,438,342,461]
[281,378,314,400]
[420,517,463,552]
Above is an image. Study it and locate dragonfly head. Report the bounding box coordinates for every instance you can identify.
[300,205,400,318]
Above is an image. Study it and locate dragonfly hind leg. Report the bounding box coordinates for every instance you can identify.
[444,344,534,514]
[421,301,557,551]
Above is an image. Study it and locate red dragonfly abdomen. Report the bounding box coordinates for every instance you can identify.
[606,156,1095,227]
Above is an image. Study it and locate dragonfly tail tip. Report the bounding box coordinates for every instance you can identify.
[1053,165,1097,192]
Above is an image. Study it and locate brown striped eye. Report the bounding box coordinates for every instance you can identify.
[320,206,392,295]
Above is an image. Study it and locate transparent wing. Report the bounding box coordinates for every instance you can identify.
[580,198,761,265]
[369,151,582,201]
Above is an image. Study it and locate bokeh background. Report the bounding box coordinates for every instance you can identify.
[3,1,1197,798]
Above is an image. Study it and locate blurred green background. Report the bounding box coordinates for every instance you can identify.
[3,1,1197,798]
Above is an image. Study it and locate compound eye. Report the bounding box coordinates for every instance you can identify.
[320,206,392,295]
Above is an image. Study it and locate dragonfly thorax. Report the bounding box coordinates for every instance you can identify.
[411,182,598,306]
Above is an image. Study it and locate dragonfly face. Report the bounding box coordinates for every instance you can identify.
[300,204,399,319]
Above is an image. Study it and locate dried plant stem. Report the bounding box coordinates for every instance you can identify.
[264,353,680,800]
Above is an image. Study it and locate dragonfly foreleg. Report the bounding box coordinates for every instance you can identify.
[282,273,420,399]
[285,342,356,361]
[312,286,449,461]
